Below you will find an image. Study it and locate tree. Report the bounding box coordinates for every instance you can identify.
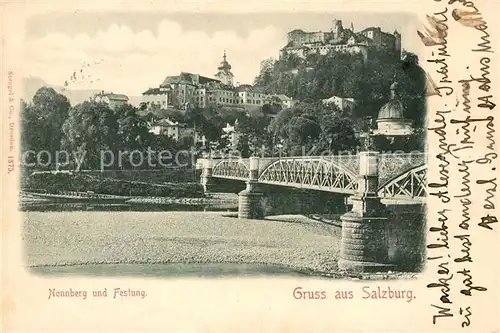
[184,105,250,151]
[397,52,427,127]
[184,106,204,128]
[317,112,358,154]
[61,101,119,169]
[199,106,224,143]
[235,113,272,156]
[115,104,152,150]
[253,58,275,91]
[268,101,358,156]
[286,115,321,147]
[20,87,71,165]
[236,135,251,158]
[269,107,294,145]
[20,101,40,160]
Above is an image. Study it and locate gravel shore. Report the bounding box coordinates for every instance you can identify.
[23,211,342,275]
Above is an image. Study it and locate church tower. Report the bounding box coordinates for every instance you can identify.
[215,50,234,86]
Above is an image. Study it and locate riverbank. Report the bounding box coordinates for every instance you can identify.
[20,191,238,206]
[22,172,205,198]
[126,192,238,205]
[24,211,340,275]
[23,211,417,279]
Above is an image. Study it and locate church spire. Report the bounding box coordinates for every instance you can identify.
[215,50,234,86]
[351,21,354,31]
[217,50,232,71]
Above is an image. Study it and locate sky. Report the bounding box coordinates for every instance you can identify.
[24,11,422,96]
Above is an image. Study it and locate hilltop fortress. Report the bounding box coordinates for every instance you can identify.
[280,19,401,61]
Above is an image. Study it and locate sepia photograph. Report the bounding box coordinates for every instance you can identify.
[20,10,428,279]
[3,1,499,332]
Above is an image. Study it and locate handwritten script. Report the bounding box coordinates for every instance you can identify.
[421,0,497,328]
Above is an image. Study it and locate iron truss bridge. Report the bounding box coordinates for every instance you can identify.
[208,153,427,204]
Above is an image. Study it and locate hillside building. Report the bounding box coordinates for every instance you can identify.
[142,52,268,113]
[93,91,129,110]
[149,118,206,144]
[322,95,356,113]
[280,19,401,61]
[264,94,298,110]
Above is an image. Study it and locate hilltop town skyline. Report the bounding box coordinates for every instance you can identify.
[24,12,421,97]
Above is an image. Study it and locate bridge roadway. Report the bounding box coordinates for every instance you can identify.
[199,152,427,204]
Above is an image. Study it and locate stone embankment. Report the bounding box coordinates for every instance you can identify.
[126,192,238,205]
[19,191,238,207]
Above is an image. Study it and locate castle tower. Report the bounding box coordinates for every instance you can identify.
[332,19,344,38]
[394,30,401,55]
[215,50,234,86]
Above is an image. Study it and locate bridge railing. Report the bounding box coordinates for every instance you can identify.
[378,152,427,186]
[198,152,428,202]
[200,153,427,180]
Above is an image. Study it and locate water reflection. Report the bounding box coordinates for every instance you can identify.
[29,263,311,278]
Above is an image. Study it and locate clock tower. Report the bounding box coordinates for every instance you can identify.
[215,50,234,86]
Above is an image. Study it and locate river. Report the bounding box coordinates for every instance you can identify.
[21,202,238,212]
[30,263,311,278]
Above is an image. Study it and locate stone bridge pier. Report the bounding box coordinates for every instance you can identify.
[237,157,264,219]
[338,152,391,273]
[200,158,216,193]
[199,156,265,219]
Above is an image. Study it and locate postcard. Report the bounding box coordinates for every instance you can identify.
[2,0,499,332]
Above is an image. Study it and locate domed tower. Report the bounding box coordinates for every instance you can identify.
[375,79,413,136]
[215,50,234,86]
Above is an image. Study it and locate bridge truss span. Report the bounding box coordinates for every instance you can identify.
[377,164,427,203]
[204,153,427,204]
[212,159,249,180]
[257,158,358,194]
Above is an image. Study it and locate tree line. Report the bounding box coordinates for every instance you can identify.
[21,88,186,170]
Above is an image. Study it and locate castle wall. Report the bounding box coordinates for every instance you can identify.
[282,21,396,61]
[288,31,331,46]
[283,43,368,61]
